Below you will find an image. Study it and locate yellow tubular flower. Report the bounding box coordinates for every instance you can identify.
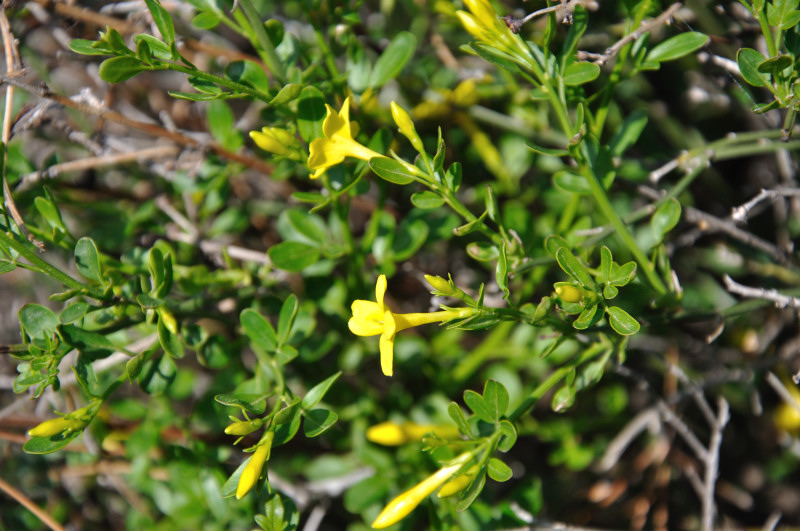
[307,97,386,179]
[390,101,424,153]
[371,452,472,529]
[236,432,274,499]
[366,421,461,446]
[456,0,533,61]
[348,275,477,376]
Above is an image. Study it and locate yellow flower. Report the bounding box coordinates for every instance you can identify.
[250,127,303,160]
[348,275,476,376]
[437,465,479,498]
[371,452,473,529]
[307,97,386,179]
[456,0,533,61]
[28,416,86,438]
[554,282,584,303]
[390,101,424,153]
[225,418,264,437]
[236,432,274,499]
[366,421,461,446]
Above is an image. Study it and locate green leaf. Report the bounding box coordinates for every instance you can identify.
[215,393,268,414]
[599,246,613,284]
[98,56,147,83]
[482,380,509,420]
[346,42,372,94]
[464,389,494,423]
[645,32,709,63]
[225,60,270,95]
[390,218,429,261]
[285,209,327,245]
[157,318,184,359]
[737,48,771,87]
[68,39,113,56]
[573,304,599,330]
[191,11,221,29]
[273,410,302,446]
[466,241,499,262]
[144,0,175,45]
[562,62,600,86]
[301,372,341,409]
[767,0,800,29]
[448,402,472,436]
[277,295,299,345]
[544,235,569,257]
[19,304,59,340]
[133,34,172,61]
[651,198,682,244]
[221,458,251,498]
[60,324,115,351]
[607,306,641,335]
[531,296,552,324]
[368,31,416,88]
[455,211,489,237]
[303,408,338,437]
[257,493,299,531]
[469,43,521,74]
[138,354,176,395]
[269,84,303,106]
[168,91,222,102]
[456,471,486,512]
[207,100,241,150]
[552,385,576,412]
[188,75,224,94]
[268,241,320,272]
[553,171,591,194]
[609,261,637,286]
[241,308,277,353]
[59,303,90,324]
[23,431,82,454]
[608,110,648,158]
[297,86,326,143]
[497,420,517,452]
[410,191,445,209]
[757,54,793,74]
[527,141,569,156]
[487,458,513,482]
[74,237,103,283]
[369,157,416,185]
[495,244,510,300]
[555,247,595,289]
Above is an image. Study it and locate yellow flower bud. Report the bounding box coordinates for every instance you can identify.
[372,453,472,529]
[158,307,178,335]
[366,421,460,446]
[225,418,263,436]
[554,283,583,303]
[390,101,424,153]
[424,275,455,296]
[236,432,274,499]
[451,79,479,108]
[437,466,478,498]
[28,416,86,438]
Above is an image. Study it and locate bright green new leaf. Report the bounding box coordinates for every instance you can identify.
[268,241,320,272]
[562,62,600,86]
[607,306,641,335]
[368,32,416,88]
[651,198,682,244]
[645,32,709,63]
[737,48,771,87]
[487,458,513,482]
[369,157,416,184]
[98,56,147,83]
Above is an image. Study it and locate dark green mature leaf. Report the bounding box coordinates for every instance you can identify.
[497,420,517,452]
[225,60,270,96]
[134,34,171,60]
[23,431,82,454]
[303,408,338,437]
[74,237,103,283]
[297,86,326,142]
[98,56,147,83]
[241,309,277,353]
[608,110,648,158]
[301,372,341,409]
[573,304,599,330]
[495,244,510,300]
[448,402,472,436]
[277,295,299,345]
[69,39,114,56]
[221,458,251,498]
[645,32,709,63]
[19,304,59,340]
[482,380,509,420]
[607,306,640,335]
[562,62,600,86]
[556,247,596,289]
[256,493,299,531]
[138,354,176,395]
[767,0,800,29]
[157,319,184,359]
[737,48,771,87]
[145,0,175,45]
[456,471,486,511]
[215,393,268,414]
[268,241,320,272]
[368,31,416,88]
[60,324,115,352]
[369,157,416,184]
[757,54,793,74]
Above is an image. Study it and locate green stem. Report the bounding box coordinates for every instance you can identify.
[508,343,606,421]
[163,64,270,102]
[236,0,287,84]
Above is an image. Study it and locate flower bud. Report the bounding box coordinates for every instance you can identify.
[225,418,264,436]
[366,421,460,446]
[250,128,303,160]
[437,466,479,498]
[390,102,424,153]
[554,282,583,303]
[28,416,86,438]
[236,432,274,499]
[424,274,455,296]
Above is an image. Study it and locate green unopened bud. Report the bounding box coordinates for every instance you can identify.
[390,101,425,154]
[424,274,456,296]
[225,418,264,436]
[554,282,583,303]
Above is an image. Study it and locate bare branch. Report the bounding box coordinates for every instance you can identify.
[701,397,729,531]
[724,275,800,309]
[731,187,800,224]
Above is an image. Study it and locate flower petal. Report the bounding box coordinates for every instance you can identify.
[379,310,397,376]
[375,274,387,310]
[322,98,351,139]
[349,300,384,336]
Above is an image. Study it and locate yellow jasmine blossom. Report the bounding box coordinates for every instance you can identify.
[437,465,479,498]
[225,418,264,437]
[28,416,86,438]
[307,97,386,179]
[366,421,461,446]
[390,101,424,154]
[236,432,274,499]
[371,452,473,529]
[348,275,476,376]
[456,0,533,61]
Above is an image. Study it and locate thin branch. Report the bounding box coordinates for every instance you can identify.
[731,187,800,224]
[0,475,66,531]
[594,407,661,472]
[701,397,729,531]
[766,371,800,417]
[0,75,275,176]
[723,275,800,309]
